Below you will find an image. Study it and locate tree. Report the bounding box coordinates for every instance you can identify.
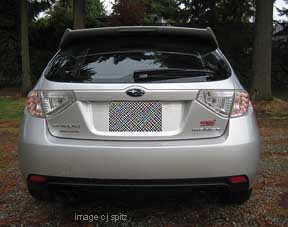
[21,0,32,94]
[86,0,105,19]
[112,0,146,25]
[176,0,216,24]
[61,0,104,28]
[176,0,255,24]
[216,0,255,23]
[0,0,53,89]
[73,0,85,29]
[111,0,256,25]
[144,0,179,23]
[0,0,21,87]
[252,0,273,100]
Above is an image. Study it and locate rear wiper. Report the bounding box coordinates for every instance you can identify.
[133,68,215,82]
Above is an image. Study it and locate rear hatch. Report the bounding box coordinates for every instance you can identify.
[41,27,234,141]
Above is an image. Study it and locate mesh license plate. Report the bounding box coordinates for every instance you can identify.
[109,101,162,132]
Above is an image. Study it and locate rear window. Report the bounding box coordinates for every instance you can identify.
[45,36,231,83]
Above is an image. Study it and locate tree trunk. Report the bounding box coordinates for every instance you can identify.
[20,0,32,95]
[73,0,85,29]
[251,0,273,100]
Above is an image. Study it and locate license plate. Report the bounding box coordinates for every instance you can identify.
[109,101,162,132]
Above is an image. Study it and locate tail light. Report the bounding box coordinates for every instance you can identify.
[27,91,44,118]
[197,90,250,118]
[231,91,250,117]
[27,90,76,118]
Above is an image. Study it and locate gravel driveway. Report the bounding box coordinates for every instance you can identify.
[0,115,287,227]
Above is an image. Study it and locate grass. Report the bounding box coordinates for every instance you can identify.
[0,97,24,169]
[0,97,25,121]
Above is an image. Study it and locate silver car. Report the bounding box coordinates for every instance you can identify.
[18,26,260,204]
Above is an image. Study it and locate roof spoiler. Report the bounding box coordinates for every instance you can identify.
[59,26,219,50]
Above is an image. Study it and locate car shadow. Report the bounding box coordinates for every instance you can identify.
[48,187,230,210]
[31,188,235,226]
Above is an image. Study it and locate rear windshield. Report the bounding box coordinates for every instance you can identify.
[45,36,231,83]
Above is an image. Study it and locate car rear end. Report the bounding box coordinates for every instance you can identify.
[18,26,260,203]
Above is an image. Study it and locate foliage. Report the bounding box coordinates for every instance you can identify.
[111,0,146,25]
[48,0,105,27]
[0,0,106,87]
[174,0,255,24]
[143,0,179,23]
[174,0,215,24]
[216,0,255,23]
[86,0,106,25]
[0,0,21,86]
[0,0,52,87]
[111,0,256,25]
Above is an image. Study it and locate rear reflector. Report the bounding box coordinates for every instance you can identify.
[29,175,47,183]
[229,175,247,184]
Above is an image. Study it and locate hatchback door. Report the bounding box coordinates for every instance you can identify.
[41,27,235,141]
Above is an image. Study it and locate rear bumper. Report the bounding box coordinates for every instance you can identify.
[18,110,260,188]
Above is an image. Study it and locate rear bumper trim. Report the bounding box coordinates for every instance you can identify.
[28,175,249,191]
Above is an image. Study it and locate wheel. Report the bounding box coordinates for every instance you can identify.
[227,189,252,204]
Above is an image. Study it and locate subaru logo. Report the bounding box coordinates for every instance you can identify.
[126,88,145,97]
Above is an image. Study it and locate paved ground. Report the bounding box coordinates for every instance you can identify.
[0,99,287,227]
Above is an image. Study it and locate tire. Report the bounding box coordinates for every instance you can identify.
[227,189,252,204]
[28,188,51,201]
[29,186,81,203]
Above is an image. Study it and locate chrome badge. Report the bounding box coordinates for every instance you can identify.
[126,88,145,97]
